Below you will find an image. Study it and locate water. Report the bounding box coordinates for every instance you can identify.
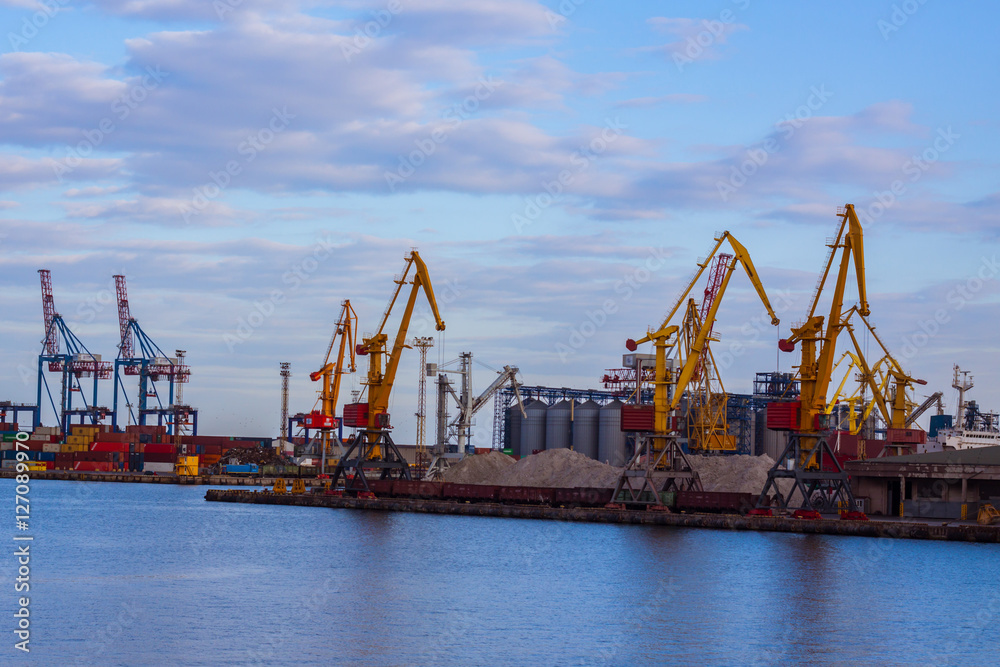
[2,478,998,666]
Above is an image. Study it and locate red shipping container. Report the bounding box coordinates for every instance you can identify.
[74,461,112,472]
[144,444,176,454]
[92,442,128,452]
[143,453,176,463]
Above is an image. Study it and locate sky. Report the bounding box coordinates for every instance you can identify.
[0,0,998,445]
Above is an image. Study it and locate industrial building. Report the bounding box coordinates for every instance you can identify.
[846,446,1000,519]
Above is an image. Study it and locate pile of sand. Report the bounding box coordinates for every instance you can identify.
[444,449,794,496]
[494,449,622,488]
[686,454,793,496]
[441,451,516,484]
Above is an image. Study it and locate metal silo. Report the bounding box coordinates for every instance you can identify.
[545,400,573,450]
[505,404,523,457]
[519,399,548,455]
[572,400,600,459]
[599,400,628,466]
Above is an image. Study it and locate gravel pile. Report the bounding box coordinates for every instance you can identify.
[494,449,622,488]
[686,453,793,496]
[441,451,516,484]
[444,449,793,496]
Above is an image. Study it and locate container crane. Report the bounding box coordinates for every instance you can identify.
[332,251,445,493]
[307,299,357,473]
[614,232,779,508]
[112,275,193,433]
[758,204,871,514]
[35,269,113,432]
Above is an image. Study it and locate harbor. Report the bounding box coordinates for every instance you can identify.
[205,487,1000,543]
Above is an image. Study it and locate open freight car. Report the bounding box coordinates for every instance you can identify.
[675,491,759,514]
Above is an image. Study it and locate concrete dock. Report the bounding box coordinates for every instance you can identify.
[205,488,1000,543]
[0,469,324,486]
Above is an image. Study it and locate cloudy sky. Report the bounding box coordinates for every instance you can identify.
[1,0,997,443]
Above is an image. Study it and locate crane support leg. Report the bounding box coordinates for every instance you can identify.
[756,432,856,512]
[611,434,702,508]
[330,429,412,493]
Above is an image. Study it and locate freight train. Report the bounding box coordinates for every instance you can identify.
[337,479,759,514]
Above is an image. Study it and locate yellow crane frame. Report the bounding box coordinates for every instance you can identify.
[309,299,357,464]
[777,204,867,469]
[626,231,779,441]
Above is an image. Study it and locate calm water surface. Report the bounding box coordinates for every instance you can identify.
[2,479,997,665]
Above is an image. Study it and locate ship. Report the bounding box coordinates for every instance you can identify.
[918,365,1000,454]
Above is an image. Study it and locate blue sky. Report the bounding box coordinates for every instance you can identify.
[1,0,998,442]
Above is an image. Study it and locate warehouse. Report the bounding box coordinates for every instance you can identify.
[846,446,1000,519]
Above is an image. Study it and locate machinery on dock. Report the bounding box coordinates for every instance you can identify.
[307,299,357,473]
[614,231,780,508]
[757,204,887,513]
[35,269,113,433]
[331,251,445,493]
[424,352,524,480]
[113,274,195,434]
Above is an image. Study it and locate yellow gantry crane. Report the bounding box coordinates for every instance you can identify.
[307,299,357,472]
[614,231,779,507]
[760,204,872,513]
[332,251,445,493]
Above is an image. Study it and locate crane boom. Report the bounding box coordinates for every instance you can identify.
[114,275,134,360]
[779,204,868,433]
[626,231,779,429]
[907,391,943,426]
[38,270,59,362]
[361,251,445,429]
[310,299,357,422]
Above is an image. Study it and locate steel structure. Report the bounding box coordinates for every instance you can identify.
[0,402,40,431]
[332,251,445,493]
[425,353,523,479]
[615,231,780,508]
[758,205,872,513]
[412,336,434,469]
[280,362,291,442]
[112,275,193,432]
[35,270,113,432]
[308,301,358,473]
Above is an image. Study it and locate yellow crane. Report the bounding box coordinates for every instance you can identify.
[307,299,357,472]
[614,231,779,507]
[841,307,928,455]
[332,251,445,493]
[760,204,870,513]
